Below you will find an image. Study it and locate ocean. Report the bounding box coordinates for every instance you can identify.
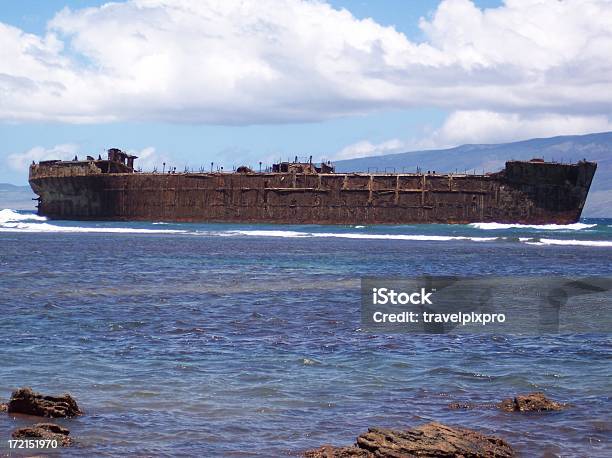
[0,208,610,456]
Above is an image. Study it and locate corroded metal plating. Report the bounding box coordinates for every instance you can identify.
[29,149,596,224]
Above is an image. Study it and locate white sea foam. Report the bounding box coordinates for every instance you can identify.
[525,238,612,247]
[0,208,187,234]
[470,222,596,230]
[223,229,498,242]
[0,221,186,234]
[0,208,47,223]
[1,208,609,245]
[214,229,310,238]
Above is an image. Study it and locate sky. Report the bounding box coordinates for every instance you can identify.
[1,0,611,184]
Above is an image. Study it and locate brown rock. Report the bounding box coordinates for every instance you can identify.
[11,423,72,446]
[304,422,515,457]
[7,387,82,418]
[0,403,6,412]
[499,392,565,412]
[449,392,565,413]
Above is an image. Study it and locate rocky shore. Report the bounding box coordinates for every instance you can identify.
[305,422,515,458]
[11,423,73,446]
[305,392,566,457]
[448,391,566,412]
[2,387,82,447]
[2,388,567,454]
[499,392,566,412]
[6,387,81,418]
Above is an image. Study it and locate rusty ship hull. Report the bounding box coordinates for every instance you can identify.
[29,152,597,225]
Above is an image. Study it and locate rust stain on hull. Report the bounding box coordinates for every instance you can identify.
[28,151,597,225]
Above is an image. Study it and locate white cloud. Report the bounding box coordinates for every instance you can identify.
[335,110,612,160]
[7,144,80,171]
[425,111,612,147]
[334,139,406,160]
[131,146,172,172]
[0,0,610,125]
[7,144,169,174]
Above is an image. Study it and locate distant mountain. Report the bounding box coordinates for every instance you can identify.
[0,183,36,211]
[335,132,612,217]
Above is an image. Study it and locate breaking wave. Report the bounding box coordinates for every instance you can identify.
[0,209,186,234]
[470,222,597,230]
[1,209,610,247]
[208,230,612,247]
[0,222,187,234]
[0,208,47,223]
[222,230,498,243]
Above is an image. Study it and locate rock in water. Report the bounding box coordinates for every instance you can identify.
[499,392,565,412]
[11,423,72,446]
[305,422,515,457]
[448,392,565,412]
[7,387,82,418]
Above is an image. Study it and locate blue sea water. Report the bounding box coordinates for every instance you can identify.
[0,209,610,456]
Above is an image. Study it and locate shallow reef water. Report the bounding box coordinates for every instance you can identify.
[0,210,610,456]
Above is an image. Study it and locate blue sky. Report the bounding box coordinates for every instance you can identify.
[0,0,503,38]
[1,0,610,184]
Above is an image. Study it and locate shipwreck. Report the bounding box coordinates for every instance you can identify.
[29,149,596,225]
